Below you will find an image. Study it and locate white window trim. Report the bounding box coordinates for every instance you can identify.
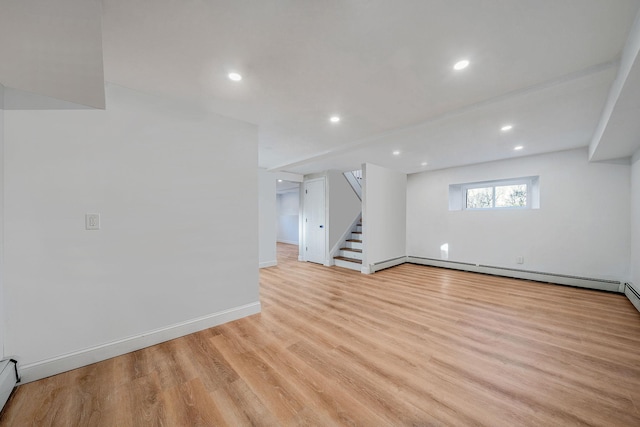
[449,176,540,211]
[463,178,532,210]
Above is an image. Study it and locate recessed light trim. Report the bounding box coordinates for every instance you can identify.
[228,72,242,81]
[514,145,524,151]
[453,59,470,70]
[330,116,341,123]
[501,124,513,132]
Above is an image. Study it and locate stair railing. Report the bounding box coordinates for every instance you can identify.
[343,169,362,200]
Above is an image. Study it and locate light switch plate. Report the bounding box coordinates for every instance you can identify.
[85,213,100,230]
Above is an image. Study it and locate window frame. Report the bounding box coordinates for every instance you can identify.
[462,177,533,211]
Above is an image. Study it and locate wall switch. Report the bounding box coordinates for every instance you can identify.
[516,256,524,264]
[85,213,100,230]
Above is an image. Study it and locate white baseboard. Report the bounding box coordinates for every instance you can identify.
[407,256,621,293]
[625,282,640,313]
[18,301,261,384]
[276,240,299,245]
[259,260,277,268]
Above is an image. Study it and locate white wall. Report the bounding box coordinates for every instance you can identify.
[259,169,277,268]
[631,151,640,287]
[0,83,4,357]
[277,191,299,245]
[3,84,260,381]
[362,163,407,272]
[407,148,630,280]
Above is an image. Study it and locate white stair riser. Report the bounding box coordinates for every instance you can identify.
[340,250,363,260]
[346,241,363,250]
[352,233,362,240]
[334,258,361,271]
[355,225,362,232]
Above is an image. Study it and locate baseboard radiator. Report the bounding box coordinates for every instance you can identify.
[406,256,622,293]
[625,282,640,312]
[367,256,407,274]
[0,359,19,413]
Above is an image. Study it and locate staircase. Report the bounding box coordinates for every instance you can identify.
[333,220,362,271]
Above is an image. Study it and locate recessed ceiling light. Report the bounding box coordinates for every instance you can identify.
[501,124,513,132]
[421,162,428,166]
[514,145,524,151]
[228,72,242,81]
[277,179,283,182]
[329,116,341,123]
[453,60,470,71]
[393,150,401,156]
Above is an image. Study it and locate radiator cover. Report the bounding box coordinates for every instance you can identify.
[625,282,640,312]
[406,256,622,293]
[0,359,18,413]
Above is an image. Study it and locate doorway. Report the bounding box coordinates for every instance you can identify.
[276,181,300,245]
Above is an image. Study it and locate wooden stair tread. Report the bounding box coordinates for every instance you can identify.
[333,256,362,264]
[346,239,362,243]
[340,247,362,253]
[351,231,362,234]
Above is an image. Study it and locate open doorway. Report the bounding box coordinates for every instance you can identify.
[276,180,301,246]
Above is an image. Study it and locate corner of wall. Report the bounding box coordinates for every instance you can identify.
[4,86,260,379]
[362,163,407,267]
[0,83,4,358]
[259,169,277,268]
[631,150,640,296]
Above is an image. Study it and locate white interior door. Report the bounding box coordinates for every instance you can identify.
[303,178,326,264]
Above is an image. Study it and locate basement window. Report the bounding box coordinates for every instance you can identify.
[449,176,539,211]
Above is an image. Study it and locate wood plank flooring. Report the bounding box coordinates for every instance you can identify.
[2,242,640,426]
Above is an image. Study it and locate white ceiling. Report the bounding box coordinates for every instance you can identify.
[0,0,105,109]
[100,0,640,174]
[276,180,300,194]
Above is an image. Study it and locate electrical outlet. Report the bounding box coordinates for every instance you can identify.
[516,256,524,264]
[85,213,100,230]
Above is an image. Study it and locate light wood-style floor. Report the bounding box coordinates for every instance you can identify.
[2,243,640,426]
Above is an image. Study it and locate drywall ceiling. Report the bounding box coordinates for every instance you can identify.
[99,0,640,174]
[0,0,105,109]
[590,13,640,162]
[276,180,300,194]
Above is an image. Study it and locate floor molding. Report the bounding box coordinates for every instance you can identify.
[276,240,299,245]
[18,302,261,384]
[259,260,277,268]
